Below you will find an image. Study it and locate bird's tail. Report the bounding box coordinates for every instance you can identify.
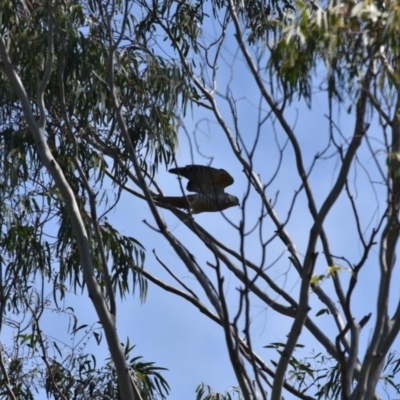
[153,195,191,210]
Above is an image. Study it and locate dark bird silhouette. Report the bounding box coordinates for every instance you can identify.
[154,165,240,214]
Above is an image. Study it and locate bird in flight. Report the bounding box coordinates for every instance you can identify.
[154,165,240,214]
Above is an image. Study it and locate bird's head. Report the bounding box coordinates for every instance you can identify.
[226,194,240,208]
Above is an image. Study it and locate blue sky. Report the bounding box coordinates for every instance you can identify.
[35,31,398,398]
[104,50,396,398]
[2,3,399,399]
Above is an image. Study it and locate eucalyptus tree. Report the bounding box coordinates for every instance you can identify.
[0,0,184,398]
[1,0,400,399]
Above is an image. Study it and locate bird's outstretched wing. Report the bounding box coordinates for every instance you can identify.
[169,165,234,194]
